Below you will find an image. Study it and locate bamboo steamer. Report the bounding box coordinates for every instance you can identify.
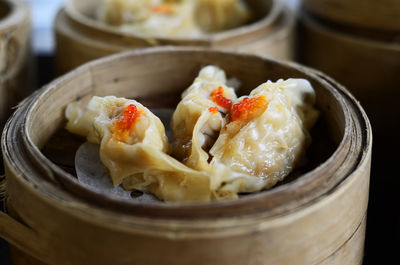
[0,0,31,131]
[302,0,400,32]
[0,48,371,265]
[55,0,295,74]
[297,10,399,161]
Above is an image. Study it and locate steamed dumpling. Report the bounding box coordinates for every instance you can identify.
[97,0,252,38]
[98,0,203,38]
[171,65,237,170]
[66,96,169,185]
[208,79,319,193]
[119,0,204,38]
[66,96,212,202]
[65,73,319,202]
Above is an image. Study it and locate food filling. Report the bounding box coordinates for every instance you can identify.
[112,104,143,142]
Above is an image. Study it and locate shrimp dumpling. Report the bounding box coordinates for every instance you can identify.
[171,65,237,171]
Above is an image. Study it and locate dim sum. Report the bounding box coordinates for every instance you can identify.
[97,0,251,38]
[65,69,319,202]
[208,79,319,194]
[66,96,214,202]
[171,65,237,170]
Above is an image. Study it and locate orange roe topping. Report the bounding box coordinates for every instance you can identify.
[152,3,174,14]
[208,107,219,113]
[112,104,142,141]
[211,86,232,109]
[231,96,268,123]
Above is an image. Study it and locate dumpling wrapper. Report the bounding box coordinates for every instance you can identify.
[171,65,237,171]
[208,79,320,193]
[66,96,213,202]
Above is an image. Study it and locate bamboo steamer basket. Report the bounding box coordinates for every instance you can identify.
[0,0,31,131]
[302,0,400,32]
[297,10,399,162]
[55,0,295,74]
[0,48,371,265]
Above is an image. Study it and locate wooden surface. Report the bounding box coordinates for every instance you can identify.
[0,0,31,130]
[55,0,295,74]
[0,48,371,265]
[302,0,400,31]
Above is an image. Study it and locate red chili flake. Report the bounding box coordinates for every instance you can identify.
[208,107,219,113]
[112,104,142,141]
[211,86,232,109]
[231,96,268,123]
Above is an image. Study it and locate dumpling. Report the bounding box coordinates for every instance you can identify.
[66,96,169,184]
[97,0,252,38]
[195,0,251,32]
[208,79,319,194]
[66,96,213,202]
[171,65,237,170]
[65,76,319,202]
[120,0,204,38]
[99,0,159,25]
[98,0,203,38]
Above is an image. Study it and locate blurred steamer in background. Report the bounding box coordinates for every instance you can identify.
[0,0,32,131]
[54,0,296,74]
[298,0,400,161]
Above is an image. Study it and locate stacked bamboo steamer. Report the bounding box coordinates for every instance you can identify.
[0,0,31,132]
[0,48,371,265]
[55,0,295,74]
[298,0,400,162]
